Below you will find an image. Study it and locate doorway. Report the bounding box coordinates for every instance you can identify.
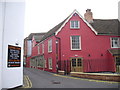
[71,58,83,72]
[115,56,120,73]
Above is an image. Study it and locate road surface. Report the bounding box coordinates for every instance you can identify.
[23,68,119,88]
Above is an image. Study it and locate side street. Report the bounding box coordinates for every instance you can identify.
[24,9,120,84]
[21,68,119,88]
[0,0,120,89]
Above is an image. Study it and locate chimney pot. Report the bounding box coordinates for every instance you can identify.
[84,9,93,23]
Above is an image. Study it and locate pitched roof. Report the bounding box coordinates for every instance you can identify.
[108,49,120,56]
[91,19,120,36]
[40,10,120,42]
[40,10,96,41]
[27,33,46,41]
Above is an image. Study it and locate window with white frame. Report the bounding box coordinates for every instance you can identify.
[38,45,40,54]
[42,43,44,53]
[48,39,52,52]
[44,59,47,68]
[111,37,120,48]
[48,58,52,69]
[70,21,80,29]
[71,36,81,50]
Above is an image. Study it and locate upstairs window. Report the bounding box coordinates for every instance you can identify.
[42,43,44,54]
[70,21,80,29]
[48,39,52,52]
[111,37,120,48]
[71,36,81,50]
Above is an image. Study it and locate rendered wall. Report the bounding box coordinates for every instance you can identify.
[56,14,117,72]
[1,0,25,89]
[0,1,4,90]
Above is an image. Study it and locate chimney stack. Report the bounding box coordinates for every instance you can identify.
[84,9,93,23]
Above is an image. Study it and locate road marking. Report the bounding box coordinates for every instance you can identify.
[21,75,32,88]
[26,75,32,88]
[53,74,119,84]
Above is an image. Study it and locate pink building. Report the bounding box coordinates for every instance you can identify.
[25,9,120,73]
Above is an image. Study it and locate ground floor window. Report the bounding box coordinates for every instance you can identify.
[44,59,47,68]
[48,58,52,69]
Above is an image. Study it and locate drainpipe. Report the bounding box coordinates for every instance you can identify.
[54,35,61,73]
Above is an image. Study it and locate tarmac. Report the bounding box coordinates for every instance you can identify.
[6,72,119,89]
[20,75,32,88]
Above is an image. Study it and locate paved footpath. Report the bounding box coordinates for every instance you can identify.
[22,68,119,88]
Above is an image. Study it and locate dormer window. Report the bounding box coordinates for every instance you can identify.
[111,37,120,48]
[70,21,80,29]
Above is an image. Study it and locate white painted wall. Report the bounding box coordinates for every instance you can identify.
[0,1,4,90]
[0,0,25,89]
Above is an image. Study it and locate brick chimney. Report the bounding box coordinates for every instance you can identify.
[84,9,93,23]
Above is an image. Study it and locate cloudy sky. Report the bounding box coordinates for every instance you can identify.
[24,0,120,38]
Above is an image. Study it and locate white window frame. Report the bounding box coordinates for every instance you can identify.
[111,37,120,48]
[44,59,47,68]
[48,39,52,52]
[42,43,44,54]
[48,58,52,69]
[70,21,80,29]
[70,36,81,50]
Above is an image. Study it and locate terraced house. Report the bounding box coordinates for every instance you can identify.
[24,9,120,73]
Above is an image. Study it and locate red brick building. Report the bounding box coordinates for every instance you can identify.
[24,9,120,73]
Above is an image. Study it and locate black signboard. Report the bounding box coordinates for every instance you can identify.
[7,45,21,67]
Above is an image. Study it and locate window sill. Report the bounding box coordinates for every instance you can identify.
[48,51,52,53]
[49,68,52,70]
[70,28,80,29]
[71,49,81,51]
[111,47,120,48]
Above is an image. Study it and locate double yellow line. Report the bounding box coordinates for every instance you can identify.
[53,74,119,84]
[22,75,32,88]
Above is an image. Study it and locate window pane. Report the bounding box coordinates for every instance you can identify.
[116,57,120,65]
[49,58,52,69]
[48,39,52,52]
[70,21,79,28]
[72,59,76,67]
[71,36,80,49]
[75,21,78,28]
[71,21,74,28]
[77,59,82,66]
[112,38,120,48]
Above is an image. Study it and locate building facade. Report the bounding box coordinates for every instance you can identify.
[25,10,120,73]
[0,1,25,89]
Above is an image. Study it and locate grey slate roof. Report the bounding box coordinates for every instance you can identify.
[91,19,120,36]
[26,11,120,43]
[27,33,46,42]
[40,18,120,42]
[109,49,120,56]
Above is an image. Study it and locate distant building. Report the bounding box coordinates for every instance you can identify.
[24,9,120,73]
[24,33,46,67]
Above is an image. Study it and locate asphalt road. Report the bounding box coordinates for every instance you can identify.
[23,68,119,88]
